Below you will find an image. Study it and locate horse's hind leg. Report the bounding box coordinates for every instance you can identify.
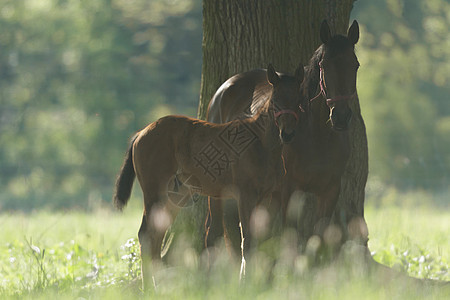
[138,205,165,291]
[138,189,177,291]
[138,213,153,291]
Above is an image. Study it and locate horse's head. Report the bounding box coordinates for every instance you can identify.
[267,63,304,144]
[317,20,360,131]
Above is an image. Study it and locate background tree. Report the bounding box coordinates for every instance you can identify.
[177,0,368,251]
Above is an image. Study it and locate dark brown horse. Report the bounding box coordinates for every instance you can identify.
[114,64,304,289]
[206,20,360,251]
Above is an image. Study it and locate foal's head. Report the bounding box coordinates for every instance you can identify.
[266,63,304,144]
[316,20,360,131]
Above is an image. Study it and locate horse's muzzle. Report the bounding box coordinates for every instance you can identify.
[280,130,295,144]
[331,109,352,131]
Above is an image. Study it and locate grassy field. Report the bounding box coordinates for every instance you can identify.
[0,199,448,299]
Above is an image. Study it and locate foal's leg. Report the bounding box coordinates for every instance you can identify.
[205,197,224,249]
[279,179,295,228]
[138,182,179,291]
[133,135,178,291]
[315,183,341,237]
[309,183,343,262]
[236,190,258,280]
[138,194,167,291]
[138,212,153,291]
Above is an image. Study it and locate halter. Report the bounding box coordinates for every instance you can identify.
[273,104,306,125]
[311,64,357,105]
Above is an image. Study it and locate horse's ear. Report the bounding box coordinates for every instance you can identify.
[295,63,304,85]
[267,63,280,86]
[347,20,359,45]
[320,20,331,44]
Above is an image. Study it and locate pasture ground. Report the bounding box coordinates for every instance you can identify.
[1,193,449,299]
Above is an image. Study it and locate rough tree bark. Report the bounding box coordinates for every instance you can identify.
[173,0,368,254]
[198,0,355,119]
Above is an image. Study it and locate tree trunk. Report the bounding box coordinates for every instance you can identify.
[335,97,369,245]
[173,0,366,253]
[198,0,355,119]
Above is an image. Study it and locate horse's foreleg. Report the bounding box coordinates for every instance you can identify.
[205,197,224,249]
[315,182,341,235]
[311,183,343,261]
[236,191,258,280]
[279,180,295,228]
[203,197,226,270]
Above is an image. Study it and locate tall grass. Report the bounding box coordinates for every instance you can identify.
[0,197,448,299]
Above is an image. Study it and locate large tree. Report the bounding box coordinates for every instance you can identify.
[199,0,367,245]
[198,1,356,118]
[171,0,368,256]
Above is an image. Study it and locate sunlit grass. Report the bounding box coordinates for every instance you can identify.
[0,197,448,299]
[0,208,140,251]
[0,207,142,298]
[366,203,449,281]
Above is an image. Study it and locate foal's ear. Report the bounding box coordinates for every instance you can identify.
[267,63,280,86]
[294,63,304,85]
[347,20,359,45]
[320,20,331,44]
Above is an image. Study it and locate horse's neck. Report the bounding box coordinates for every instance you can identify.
[300,49,350,153]
[304,67,332,137]
[309,98,329,131]
[253,112,281,150]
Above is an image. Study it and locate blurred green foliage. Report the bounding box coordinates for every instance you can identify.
[353,0,450,189]
[0,0,201,210]
[0,0,448,210]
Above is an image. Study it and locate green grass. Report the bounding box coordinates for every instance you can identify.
[0,200,448,299]
[367,205,449,280]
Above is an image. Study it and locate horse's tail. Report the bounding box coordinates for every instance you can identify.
[113,134,138,211]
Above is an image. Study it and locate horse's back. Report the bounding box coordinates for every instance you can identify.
[134,116,198,160]
[207,69,269,124]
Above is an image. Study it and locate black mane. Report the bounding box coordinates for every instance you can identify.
[303,45,323,100]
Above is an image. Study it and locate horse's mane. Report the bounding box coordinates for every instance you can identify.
[250,82,272,115]
[303,46,323,100]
